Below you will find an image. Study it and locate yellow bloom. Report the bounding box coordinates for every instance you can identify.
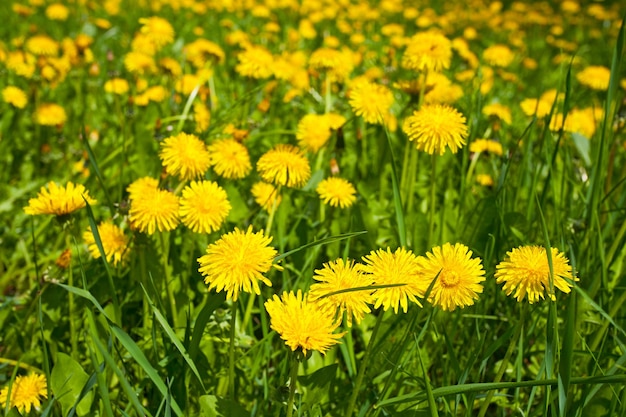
[198,226,277,301]
[362,247,427,313]
[24,181,96,216]
[482,103,512,124]
[495,246,577,303]
[475,174,494,186]
[256,144,311,188]
[159,132,211,181]
[309,258,373,327]
[104,78,129,95]
[296,113,344,153]
[577,65,611,90]
[185,38,225,67]
[207,138,252,179]
[127,176,159,201]
[25,35,59,56]
[34,103,66,126]
[265,290,345,355]
[251,181,281,211]
[316,177,357,208]
[83,222,128,266]
[417,243,486,311]
[402,31,452,72]
[179,181,231,234]
[403,104,468,155]
[129,188,180,234]
[194,102,211,133]
[45,3,69,20]
[139,16,175,49]
[2,86,28,108]
[482,44,515,67]
[349,81,394,125]
[309,47,355,81]
[124,51,156,74]
[520,98,553,118]
[469,139,503,156]
[235,45,274,79]
[0,374,47,414]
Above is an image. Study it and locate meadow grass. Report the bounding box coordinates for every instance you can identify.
[1,1,626,416]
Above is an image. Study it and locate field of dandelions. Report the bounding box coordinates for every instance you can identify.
[2,0,626,416]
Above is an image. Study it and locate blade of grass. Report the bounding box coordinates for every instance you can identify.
[382,123,406,247]
[274,230,367,262]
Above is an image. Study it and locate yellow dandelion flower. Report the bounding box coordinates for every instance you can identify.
[296,114,333,153]
[2,86,28,108]
[45,3,69,20]
[309,258,373,327]
[144,85,168,103]
[0,374,47,414]
[403,104,468,155]
[83,222,128,266]
[362,247,427,313]
[309,47,355,81]
[25,35,59,56]
[316,177,357,208]
[185,39,225,67]
[6,51,36,78]
[520,98,553,118]
[265,290,345,355]
[198,226,277,301]
[104,78,129,95]
[402,31,452,72]
[576,65,611,90]
[349,81,394,125]
[179,180,231,234]
[256,144,311,188]
[251,181,281,211]
[495,246,577,303]
[417,243,486,311]
[469,139,503,156]
[129,188,179,234]
[207,138,252,179]
[482,103,512,124]
[174,74,202,95]
[475,174,494,186]
[159,132,211,181]
[482,44,515,67]
[124,51,156,75]
[194,102,211,133]
[139,16,175,49]
[34,102,67,126]
[158,57,182,77]
[127,176,159,201]
[235,45,274,79]
[24,181,96,216]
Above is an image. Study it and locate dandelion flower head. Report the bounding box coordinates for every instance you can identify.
[179,180,231,234]
[316,177,357,208]
[45,3,69,20]
[207,138,252,179]
[26,35,59,56]
[24,181,96,216]
[309,258,373,327]
[159,132,211,181]
[0,374,47,414]
[482,44,516,67]
[104,78,129,95]
[403,104,468,155]
[34,103,67,126]
[256,144,311,188]
[482,103,512,124]
[127,176,159,201]
[265,290,345,355]
[198,226,277,301]
[296,114,334,153]
[129,188,179,234]
[235,45,274,79]
[469,139,503,156]
[402,31,452,72]
[83,222,128,266]
[185,38,225,67]
[139,16,175,49]
[251,181,281,211]
[495,245,577,303]
[576,65,611,90]
[362,247,427,313]
[349,81,394,125]
[2,86,28,108]
[417,243,485,311]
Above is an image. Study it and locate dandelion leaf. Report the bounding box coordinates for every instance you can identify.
[199,395,249,417]
[50,352,93,416]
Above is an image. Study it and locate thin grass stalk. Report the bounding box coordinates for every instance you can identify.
[346,311,385,416]
[265,185,281,235]
[159,231,179,329]
[229,300,237,400]
[428,155,437,246]
[286,353,300,417]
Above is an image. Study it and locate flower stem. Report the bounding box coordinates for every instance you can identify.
[265,185,281,235]
[346,311,385,416]
[286,352,300,417]
[159,232,179,329]
[229,301,237,400]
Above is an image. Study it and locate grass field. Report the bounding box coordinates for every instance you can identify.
[1,0,626,416]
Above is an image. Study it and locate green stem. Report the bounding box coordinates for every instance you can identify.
[241,292,256,331]
[159,232,179,329]
[265,185,281,235]
[346,311,385,416]
[65,232,78,359]
[286,352,300,417]
[477,304,526,417]
[427,155,437,247]
[229,301,237,400]
[325,73,332,113]
[0,358,43,374]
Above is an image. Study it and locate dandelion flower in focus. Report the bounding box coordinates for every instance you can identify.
[296,114,333,153]
[159,132,211,181]
[495,245,577,303]
[402,32,452,72]
[0,374,47,414]
[576,65,611,90]
[316,177,357,208]
[235,45,274,79]
[309,258,373,327]
[34,103,66,126]
[24,181,96,216]
[2,86,28,108]
[362,247,427,313]
[417,243,485,311]
[256,144,311,188]
[349,81,394,125]
[127,177,159,201]
[265,290,345,355]
[251,181,281,211]
[139,16,175,49]
[403,104,468,155]
[129,188,179,234]
[83,222,128,266]
[207,138,252,179]
[198,226,277,301]
[179,180,231,233]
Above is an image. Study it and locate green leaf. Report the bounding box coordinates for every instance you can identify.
[50,353,93,416]
[299,364,338,411]
[199,395,249,417]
